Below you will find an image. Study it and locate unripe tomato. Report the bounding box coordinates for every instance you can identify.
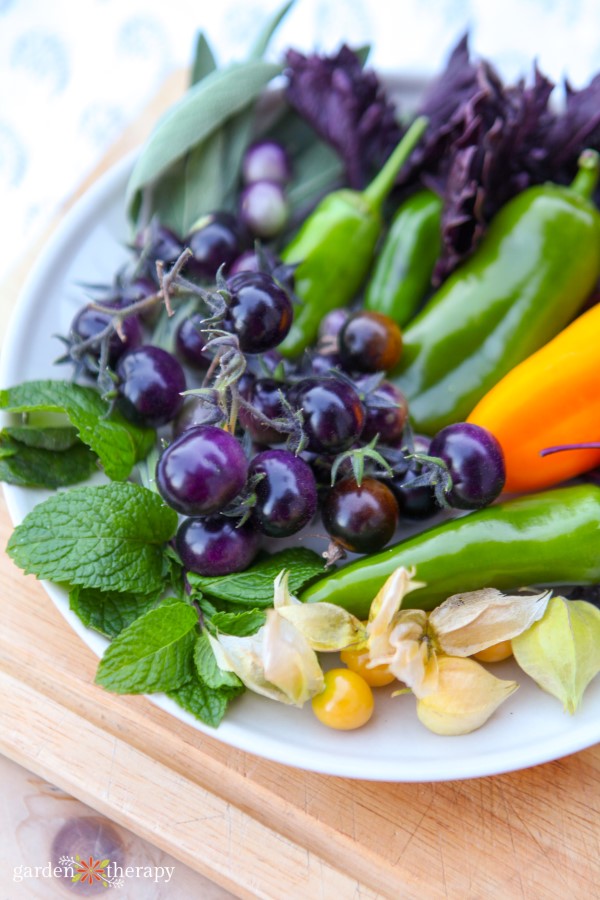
[340,646,395,686]
[311,669,374,730]
[473,640,513,663]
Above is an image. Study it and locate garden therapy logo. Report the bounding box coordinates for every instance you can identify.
[59,854,124,888]
[12,856,175,886]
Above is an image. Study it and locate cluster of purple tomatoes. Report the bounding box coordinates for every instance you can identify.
[66,140,506,578]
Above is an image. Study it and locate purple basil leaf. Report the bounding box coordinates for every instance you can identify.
[403,34,487,181]
[398,34,559,283]
[432,63,557,282]
[284,45,402,189]
[546,74,600,175]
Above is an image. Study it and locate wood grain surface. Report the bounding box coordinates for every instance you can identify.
[1,73,600,900]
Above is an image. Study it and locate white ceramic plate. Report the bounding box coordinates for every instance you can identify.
[2,152,600,782]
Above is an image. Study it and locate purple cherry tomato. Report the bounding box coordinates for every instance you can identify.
[239,181,289,239]
[156,425,248,516]
[176,515,260,576]
[175,313,211,369]
[318,308,350,340]
[226,272,293,354]
[361,381,409,444]
[289,376,365,454]
[116,345,185,427]
[70,301,142,371]
[322,476,398,553]
[242,140,291,185]
[184,212,242,280]
[429,422,506,510]
[249,449,318,537]
[238,377,287,445]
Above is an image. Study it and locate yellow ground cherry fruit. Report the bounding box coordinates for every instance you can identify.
[340,646,396,686]
[311,668,375,730]
[473,640,513,663]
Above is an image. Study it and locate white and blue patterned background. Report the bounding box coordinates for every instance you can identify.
[1,0,599,283]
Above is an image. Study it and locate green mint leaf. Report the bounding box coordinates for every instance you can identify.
[0,430,98,488]
[162,543,185,597]
[186,548,325,607]
[168,674,243,728]
[193,630,243,690]
[69,586,163,638]
[7,482,178,594]
[190,31,217,87]
[122,413,156,468]
[3,424,80,450]
[212,609,266,637]
[95,600,198,694]
[196,597,219,620]
[0,380,154,481]
[125,59,281,221]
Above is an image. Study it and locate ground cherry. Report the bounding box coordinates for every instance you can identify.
[340,646,396,686]
[473,640,513,663]
[311,668,374,730]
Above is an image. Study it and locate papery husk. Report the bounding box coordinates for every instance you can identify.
[208,614,325,707]
[416,656,518,735]
[429,588,552,657]
[512,596,600,714]
[365,568,430,696]
[273,570,300,609]
[367,566,425,641]
[263,609,325,705]
[207,628,291,704]
[273,569,367,651]
[369,608,439,696]
[277,602,367,651]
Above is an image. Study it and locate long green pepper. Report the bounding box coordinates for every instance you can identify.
[364,188,442,326]
[299,484,600,618]
[391,150,600,434]
[277,116,428,357]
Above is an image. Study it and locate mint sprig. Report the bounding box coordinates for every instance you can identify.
[95,600,198,694]
[211,609,266,637]
[187,547,325,608]
[0,427,98,488]
[7,483,178,594]
[0,380,154,481]
[168,675,244,728]
[69,586,163,639]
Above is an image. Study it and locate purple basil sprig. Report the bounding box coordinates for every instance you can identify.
[284,45,402,189]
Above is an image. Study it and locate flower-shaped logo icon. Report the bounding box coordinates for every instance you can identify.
[58,854,123,889]
[72,855,110,886]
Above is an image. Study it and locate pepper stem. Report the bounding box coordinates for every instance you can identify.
[541,442,600,457]
[570,149,600,200]
[362,115,429,212]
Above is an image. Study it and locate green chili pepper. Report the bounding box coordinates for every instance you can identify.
[277,116,428,358]
[391,150,600,435]
[363,188,442,326]
[300,484,600,618]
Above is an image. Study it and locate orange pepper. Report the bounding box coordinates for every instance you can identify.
[467,303,600,493]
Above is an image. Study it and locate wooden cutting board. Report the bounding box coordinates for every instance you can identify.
[1,73,600,900]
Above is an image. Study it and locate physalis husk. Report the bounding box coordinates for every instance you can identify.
[416,656,518,736]
[512,595,600,714]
